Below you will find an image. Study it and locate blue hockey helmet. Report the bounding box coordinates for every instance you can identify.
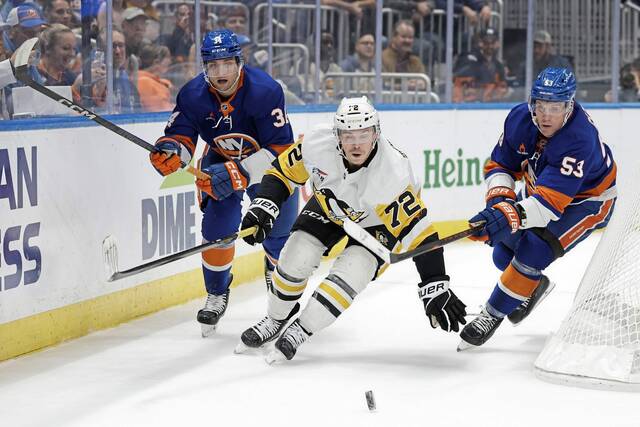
[201,29,242,63]
[530,67,576,103]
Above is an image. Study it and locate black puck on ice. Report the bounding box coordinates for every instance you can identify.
[365,390,376,411]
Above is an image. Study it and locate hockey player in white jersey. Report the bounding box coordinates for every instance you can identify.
[236,96,467,363]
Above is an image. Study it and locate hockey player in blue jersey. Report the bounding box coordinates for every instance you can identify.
[458,68,617,350]
[149,29,298,337]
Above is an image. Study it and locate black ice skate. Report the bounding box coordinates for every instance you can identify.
[197,289,230,338]
[265,319,312,364]
[507,275,556,325]
[234,303,301,354]
[457,308,503,351]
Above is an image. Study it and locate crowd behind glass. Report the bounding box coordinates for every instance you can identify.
[0,0,638,118]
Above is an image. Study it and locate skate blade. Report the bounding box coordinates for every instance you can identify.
[234,341,253,354]
[265,349,287,365]
[201,324,217,338]
[456,339,477,352]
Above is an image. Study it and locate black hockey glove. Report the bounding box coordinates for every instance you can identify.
[418,277,467,332]
[241,197,280,245]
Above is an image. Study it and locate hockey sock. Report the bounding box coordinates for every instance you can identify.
[486,259,541,317]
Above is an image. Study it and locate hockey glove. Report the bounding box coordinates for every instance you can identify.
[418,277,467,332]
[241,197,280,245]
[485,186,516,209]
[469,200,522,246]
[150,139,183,176]
[196,161,249,200]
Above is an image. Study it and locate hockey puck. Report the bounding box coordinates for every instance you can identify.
[365,390,376,411]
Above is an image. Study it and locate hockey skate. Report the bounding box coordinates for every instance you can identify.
[507,275,556,325]
[234,303,301,354]
[197,289,230,338]
[457,308,503,351]
[265,319,311,364]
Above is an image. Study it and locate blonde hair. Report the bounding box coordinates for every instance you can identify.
[39,23,74,56]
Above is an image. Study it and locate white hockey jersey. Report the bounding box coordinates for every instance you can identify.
[267,125,437,252]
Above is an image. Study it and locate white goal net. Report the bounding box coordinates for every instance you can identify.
[534,170,640,391]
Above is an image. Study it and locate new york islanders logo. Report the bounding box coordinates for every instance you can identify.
[212,133,260,160]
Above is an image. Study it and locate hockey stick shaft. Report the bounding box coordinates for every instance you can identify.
[327,196,484,264]
[13,38,208,180]
[106,226,257,282]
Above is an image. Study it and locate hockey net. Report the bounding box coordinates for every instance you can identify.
[534,172,640,391]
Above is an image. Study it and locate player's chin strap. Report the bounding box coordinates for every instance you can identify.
[206,63,244,97]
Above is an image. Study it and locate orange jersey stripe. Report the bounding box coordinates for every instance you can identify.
[500,264,539,298]
[533,185,573,214]
[576,163,617,199]
[559,198,614,249]
[484,160,524,180]
[268,144,292,155]
[202,246,235,268]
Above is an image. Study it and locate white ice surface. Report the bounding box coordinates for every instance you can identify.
[2,235,640,427]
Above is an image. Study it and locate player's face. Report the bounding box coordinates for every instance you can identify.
[339,127,376,166]
[533,100,569,137]
[206,58,240,92]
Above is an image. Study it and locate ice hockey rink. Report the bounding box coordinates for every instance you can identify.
[2,234,639,427]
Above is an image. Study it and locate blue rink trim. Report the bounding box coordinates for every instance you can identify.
[1,103,639,132]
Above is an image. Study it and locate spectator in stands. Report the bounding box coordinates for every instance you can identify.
[164,3,194,63]
[533,30,572,78]
[137,44,173,112]
[341,33,375,72]
[383,20,426,74]
[605,59,640,102]
[321,0,374,20]
[124,0,158,21]
[2,3,47,54]
[37,23,77,86]
[97,0,125,32]
[121,7,148,57]
[435,0,491,26]
[220,5,248,36]
[453,27,509,102]
[303,31,343,101]
[75,27,141,112]
[43,0,75,28]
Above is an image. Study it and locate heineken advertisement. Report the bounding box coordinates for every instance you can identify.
[423,148,491,189]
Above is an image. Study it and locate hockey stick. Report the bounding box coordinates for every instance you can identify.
[13,38,208,180]
[325,197,483,264]
[102,226,257,282]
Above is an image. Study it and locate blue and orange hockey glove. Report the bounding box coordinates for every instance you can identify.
[485,186,516,209]
[150,139,183,176]
[469,200,523,246]
[196,160,249,200]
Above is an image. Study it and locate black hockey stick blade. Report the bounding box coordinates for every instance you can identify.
[12,38,209,179]
[389,221,485,264]
[103,226,257,282]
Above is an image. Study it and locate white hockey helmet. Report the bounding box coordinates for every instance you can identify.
[333,96,380,157]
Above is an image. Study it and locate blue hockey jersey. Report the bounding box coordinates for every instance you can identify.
[161,65,294,162]
[485,102,616,218]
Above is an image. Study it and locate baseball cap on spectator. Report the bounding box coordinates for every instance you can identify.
[534,30,552,44]
[122,7,148,21]
[6,3,47,28]
[479,27,499,42]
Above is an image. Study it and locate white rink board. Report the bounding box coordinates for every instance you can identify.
[0,107,637,324]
